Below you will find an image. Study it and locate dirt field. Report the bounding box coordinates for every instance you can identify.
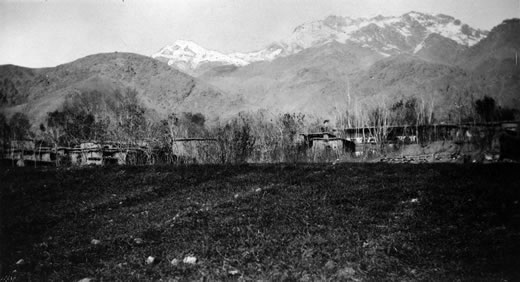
[1,163,520,281]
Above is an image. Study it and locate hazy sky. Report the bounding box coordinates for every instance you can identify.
[1,0,518,67]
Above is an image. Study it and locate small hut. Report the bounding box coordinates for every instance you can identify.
[300,132,355,154]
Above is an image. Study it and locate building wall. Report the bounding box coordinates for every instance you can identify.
[70,152,82,165]
[85,151,103,165]
[115,152,127,165]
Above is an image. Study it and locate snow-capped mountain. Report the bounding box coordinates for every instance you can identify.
[290,12,487,56]
[151,40,284,75]
[152,11,488,75]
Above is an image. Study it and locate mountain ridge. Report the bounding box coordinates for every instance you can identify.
[1,16,518,129]
[153,11,488,76]
[198,18,519,121]
[0,52,242,127]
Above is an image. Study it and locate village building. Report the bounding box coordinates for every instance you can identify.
[300,132,356,156]
[2,121,519,166]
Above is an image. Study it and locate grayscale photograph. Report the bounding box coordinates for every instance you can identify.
[1,0,519,280]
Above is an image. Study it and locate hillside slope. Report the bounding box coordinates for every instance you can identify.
[0,53,241,126]
[413,33,468,65]
[0,65,41,106]
[202,41,384,117]
[197,19,519,120]
[458,19,520,72]
[201,43,491,121]
[456,18,520,109]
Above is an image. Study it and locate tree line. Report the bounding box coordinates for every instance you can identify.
[1,89,517,164]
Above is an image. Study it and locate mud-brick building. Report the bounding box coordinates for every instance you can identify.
[102,149,128,165]
[2,140,63,166]
[300,132,356,154]
[69,150,103,166]
[69,141,142,166]
[69,142,104,166]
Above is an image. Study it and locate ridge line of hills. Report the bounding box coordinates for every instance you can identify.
[0,14,519,130]
[152,11,488,76]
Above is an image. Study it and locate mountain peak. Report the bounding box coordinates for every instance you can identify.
[153,11,489,75]
[285,11,486,56]
[171,40,206,51]
[405,11,428,17]
[436,13,455,20]
[155,40,215,58]
[323,15,351,28]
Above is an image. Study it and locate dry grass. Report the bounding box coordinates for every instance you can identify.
[1,163,519,281]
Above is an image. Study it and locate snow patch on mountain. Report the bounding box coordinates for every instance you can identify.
[413,41,425,54]
[152,40,246,70]
[152,11,488,74]
[151,40,287,74]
